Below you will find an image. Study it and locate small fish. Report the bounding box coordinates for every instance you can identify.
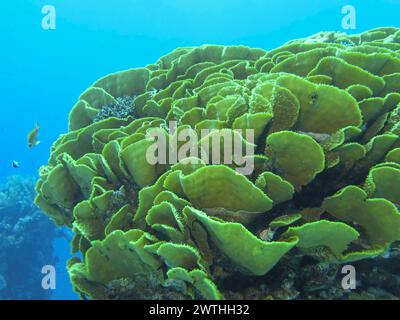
[12,160,20,168]
[28,124,41,149]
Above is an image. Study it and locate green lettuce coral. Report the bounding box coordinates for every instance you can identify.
[35,27,400,300]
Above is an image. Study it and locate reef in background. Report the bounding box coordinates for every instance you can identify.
[0,176,58,300]
[35,27,400,300]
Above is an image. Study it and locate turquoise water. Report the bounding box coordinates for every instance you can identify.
[0,0,399,300]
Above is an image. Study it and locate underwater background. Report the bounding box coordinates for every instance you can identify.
[0,0,399,300]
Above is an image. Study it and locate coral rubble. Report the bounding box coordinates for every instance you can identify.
[35,27,400,300]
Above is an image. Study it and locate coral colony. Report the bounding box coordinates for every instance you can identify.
[36,28,400,299]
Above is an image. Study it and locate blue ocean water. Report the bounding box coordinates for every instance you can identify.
[0,0,398,300]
